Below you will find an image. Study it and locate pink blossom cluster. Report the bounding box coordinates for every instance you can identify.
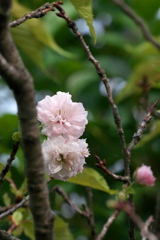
[134,164,156,187]
[37,92,89,180]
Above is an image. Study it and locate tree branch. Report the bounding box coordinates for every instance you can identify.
[86,187,97,240]
[0,229,20,240]
[142,216,154,240]
[8,2,54,28]
[125,101,159,240]
[0,141,20,188]
[0,195,29,220]
[95,155,129,183]
[112,0,160,50]
[0,1,54,239]
[117,202,158,240]
[51,185,97,239]
[153,192,160,239]
[128,100,159,153]
[96,210,120,240]
[51,185,88,217]
[53,1,129,176]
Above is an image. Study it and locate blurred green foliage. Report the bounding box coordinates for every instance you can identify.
[1,0,160,239]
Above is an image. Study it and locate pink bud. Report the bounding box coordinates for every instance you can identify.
[134,164,156,187]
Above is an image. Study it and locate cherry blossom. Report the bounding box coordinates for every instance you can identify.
[42,135,90,180]
[37,92,88,138]
[134,164,156,187]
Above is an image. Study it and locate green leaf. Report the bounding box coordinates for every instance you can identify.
[12,210,23,225]
[0,114,18,153]
[69,0,96,43]
[126,41,160,60]
[10,183,18,196]
[0,162,12,179]
[68,168,117,194]
[23,221,35,240]
[3,193,11,207]
[12,132,21,142]
[132,0,160,20]
[54,216,74,240]
[13,225,23,237]
[116,57,160,102]
[125,187,135,195]
[10,23,44,69]
[125,186,135,195]
[16,179,28,197]
[11,1,73,69]
[67,68,96,96]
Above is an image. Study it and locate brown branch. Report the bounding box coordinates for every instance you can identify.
[0,206,9,214]
[142,216,154,240]
[128,195,135,240]
[96,210,120,240]
[138,76,151,109]
[127,100,160,152]
[95,155,129,183]
[86,187,97,240]
[51,185,98,239]
[0,229,21,240]
[0,141,20,188]
[117,202,158,240]
[127,113,152,152]
[0,195,29,220]
[0,53,20,82]
[153,193,160,239]
[126,101,159,240]
[112,0,160,50]
[53,1,129,176]
[0,1,54,240]
[51,185,88,217]
[9,2,55,28]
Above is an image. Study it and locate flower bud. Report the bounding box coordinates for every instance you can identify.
[134,164,156,187]
[116,191,127,202]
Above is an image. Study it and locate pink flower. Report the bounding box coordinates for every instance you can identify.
[37,92,88,138]
[134,164,156,187]
[42,136,90,180]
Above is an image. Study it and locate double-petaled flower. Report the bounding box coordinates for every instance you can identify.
[37,92,89,180]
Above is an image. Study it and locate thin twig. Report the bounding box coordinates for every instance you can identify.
[128,195,135,240]
[50,185,88,217]
[117,202,158,240]
[86,187,97,239]
[142,216,154,240]
[95,155,129,183]
[0,229,21,240]
[96,210,120,240]
[51,185,98,238]
[112,0,160,50]
[128,100,160,152]
[53,1,129,175]
[0,206,9,214]
[138,76,151,109]
[126,101,160,240]
[9,3,54,28]
[153,193,160,239]
[0,195,29,220]
[0,141,20,188]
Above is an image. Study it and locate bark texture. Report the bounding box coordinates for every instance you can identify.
[0,1,54,239]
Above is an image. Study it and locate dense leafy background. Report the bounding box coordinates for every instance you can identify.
[0,0,160,239]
